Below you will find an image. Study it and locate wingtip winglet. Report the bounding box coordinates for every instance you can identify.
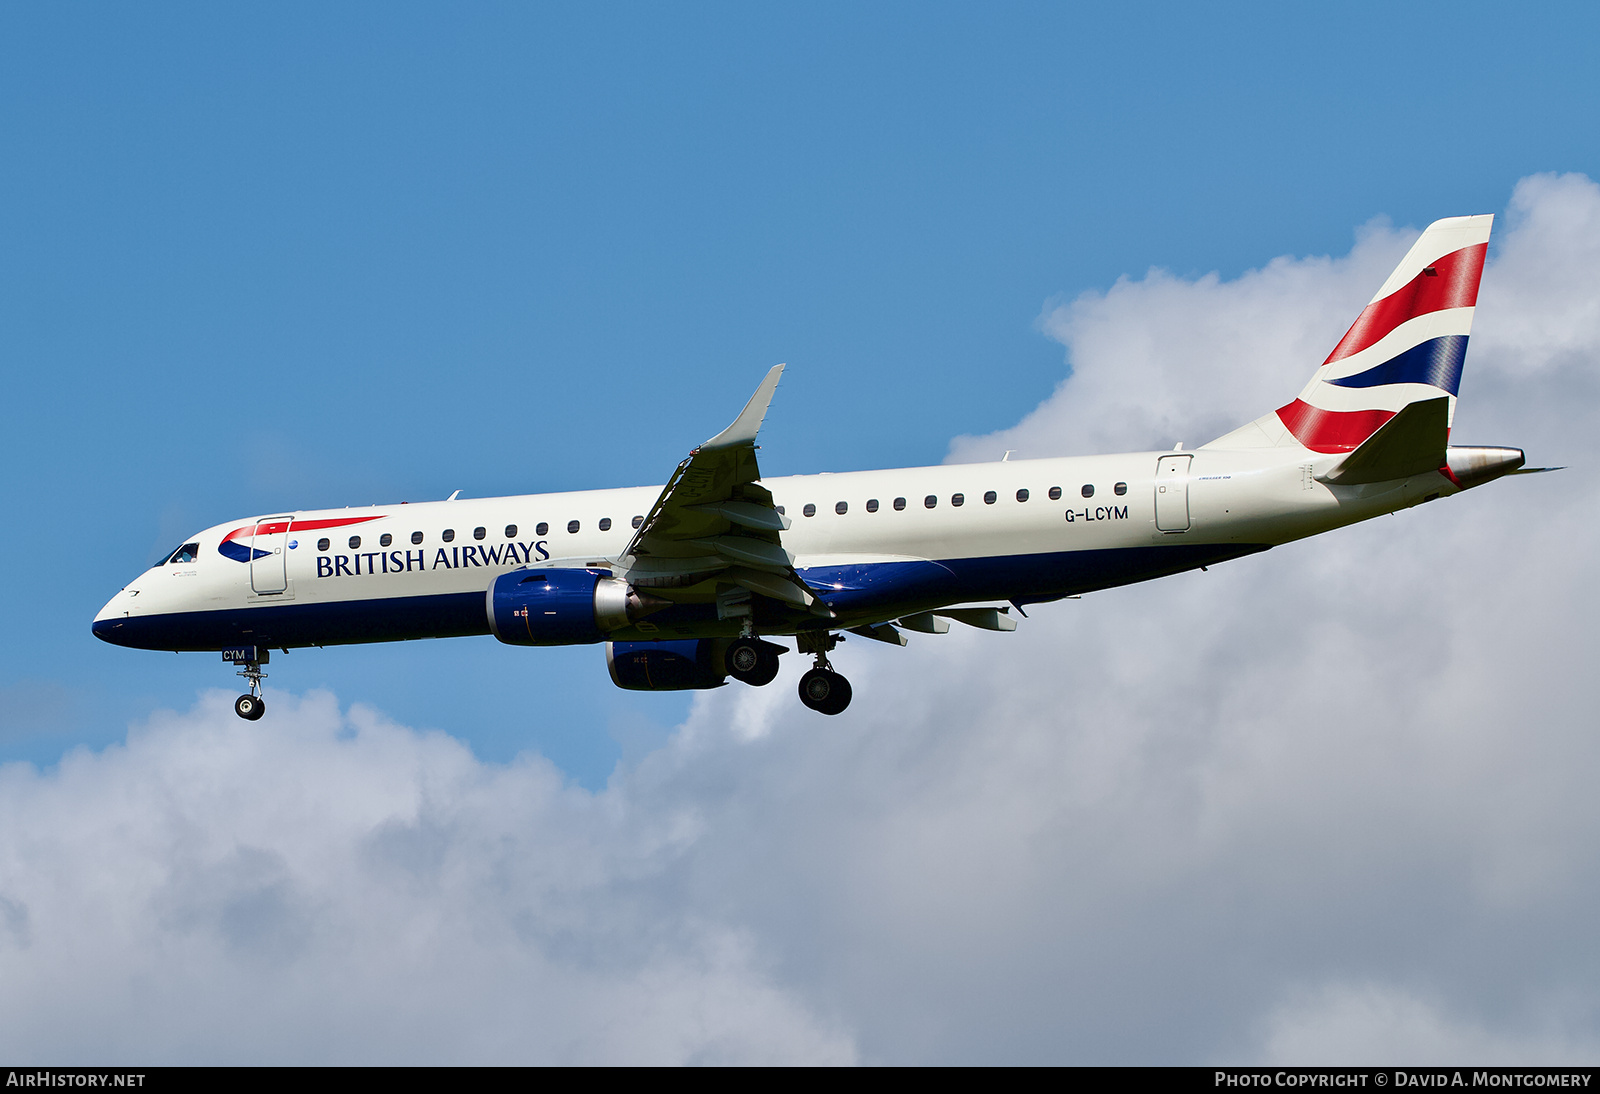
[701,363,785,450]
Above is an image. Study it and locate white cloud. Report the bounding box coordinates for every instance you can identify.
[947,172,1600,465]
[6,175,1599,1063]
[947,217,1417,462]
[1253,984,1600,1066]
[0,692,855,1064]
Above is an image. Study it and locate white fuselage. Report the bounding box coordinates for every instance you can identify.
[93,445,1457,654]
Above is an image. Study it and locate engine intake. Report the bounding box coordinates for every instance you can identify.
[487,569,663,646]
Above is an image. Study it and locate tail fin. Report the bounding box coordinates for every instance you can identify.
[1205,215,1493,452]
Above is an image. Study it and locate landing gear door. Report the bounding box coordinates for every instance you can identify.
[250,517,293,594]
[1154,455,1193,533]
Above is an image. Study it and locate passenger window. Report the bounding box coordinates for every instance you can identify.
[505,524,518,538]
[1048,486,1062,501]
[1016,489,1029,503]
[317,538,330,552]
[893,497,907,511]
[567,520,580,534]
[951,493,964,507]
[349,536,361,549]
[984,491,997,505]
[536,522,549,536]
[411,531,424,545]
[473,527,486,540]
[1114,482,1128,495]
[599,517,612,531]
[924,495,937,509]
[165,543,200,564]
[632,514,645,528]
[866,499,879,513]
[380,533,392,547]
[442,529,455,543]
[835,501,848,515]
[803,504,816,517]
[1081,484,1094,498]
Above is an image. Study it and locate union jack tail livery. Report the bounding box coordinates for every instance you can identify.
[1208,215,1493,454]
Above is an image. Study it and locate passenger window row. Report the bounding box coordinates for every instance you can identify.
[315,516,643,553]
[307,478,1133,551]
[788,482,1129,517]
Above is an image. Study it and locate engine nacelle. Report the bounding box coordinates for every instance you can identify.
[606,639,727,691]
[487,569,654,646]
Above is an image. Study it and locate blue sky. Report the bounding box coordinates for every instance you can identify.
[3,6,1600,1063]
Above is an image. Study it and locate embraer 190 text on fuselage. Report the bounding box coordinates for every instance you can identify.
[95,216,1542,718]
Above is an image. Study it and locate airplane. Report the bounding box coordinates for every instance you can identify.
[94,215,1545,719]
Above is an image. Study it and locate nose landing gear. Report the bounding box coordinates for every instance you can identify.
[234,661,267,720]
[796,632,851,715]
[223,646,269,720]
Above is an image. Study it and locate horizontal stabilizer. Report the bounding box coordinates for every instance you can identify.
[1319,396,1448,485]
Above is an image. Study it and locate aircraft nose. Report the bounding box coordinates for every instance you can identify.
[92,590,137,646]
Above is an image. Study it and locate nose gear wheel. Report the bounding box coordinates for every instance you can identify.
[234,660,267,720]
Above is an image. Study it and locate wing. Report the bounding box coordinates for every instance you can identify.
[619,364,831,616]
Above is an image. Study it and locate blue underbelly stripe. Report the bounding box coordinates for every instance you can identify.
[92,591,490,652]
[92,542,1271,651]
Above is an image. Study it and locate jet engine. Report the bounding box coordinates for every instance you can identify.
[486,569,663,646]
[606,639,728,691]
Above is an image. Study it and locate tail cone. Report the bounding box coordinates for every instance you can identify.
[1446,446,1525,490]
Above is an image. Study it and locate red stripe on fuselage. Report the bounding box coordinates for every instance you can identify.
[285,515,386,533]
[1323,243,1486,365]
[1276,399,1395,453]
[220,514,385,543]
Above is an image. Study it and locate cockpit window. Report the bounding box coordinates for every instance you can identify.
[163,543,200,565]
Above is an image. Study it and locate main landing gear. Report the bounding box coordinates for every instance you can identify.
[726,637,783,687]
[796,632,851,716]
[725,632,852,715]
[233,657,267,721]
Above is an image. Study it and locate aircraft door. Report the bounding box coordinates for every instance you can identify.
[1154,455,1193,533]
[249,517,293,594]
